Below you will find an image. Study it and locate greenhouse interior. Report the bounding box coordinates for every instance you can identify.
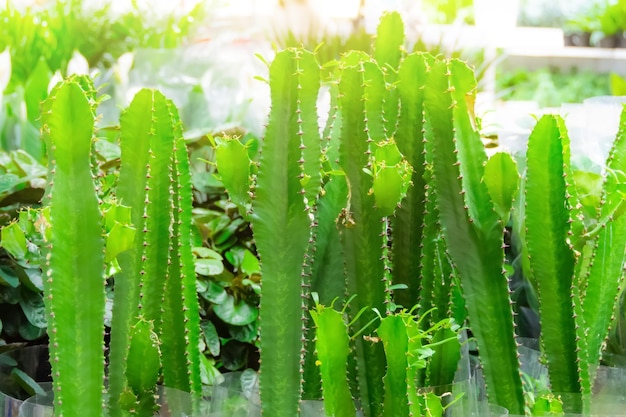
[1,0,626,416]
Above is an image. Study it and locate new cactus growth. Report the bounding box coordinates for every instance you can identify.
[39,78,202,416]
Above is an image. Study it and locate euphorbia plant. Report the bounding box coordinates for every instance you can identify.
[215,12,482,417]
[38,75,202,417]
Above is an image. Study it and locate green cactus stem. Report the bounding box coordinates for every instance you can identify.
[524,115,582,413]
[426,59,524,414]
[253,49,320,417]
[337,52,388,417]
[43,77,106,417]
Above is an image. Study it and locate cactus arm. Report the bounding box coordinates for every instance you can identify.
[311,304,356,417]
[524,115,582,412]
[45,78,105,417]
[580,108,626,369]
[214,137,252,215]
[303,92,348,400]
[377,314,410,417]
[392,53,431,308]
[426,59,524,414]
[374,11,404,135]
[126,318,161,416]
[160,101,203,397]
[254,49,319,417]
[337,53,387,417]
[108,89,160,415]
[483,152,520,224]
[140,91,178,332]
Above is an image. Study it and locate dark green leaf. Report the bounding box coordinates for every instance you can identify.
[0,265,19,288]
[19,288,46,328]
[214,295,258,326]
[201,320,220,357]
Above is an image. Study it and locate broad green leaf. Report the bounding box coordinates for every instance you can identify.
[18,288,46,328]
[213,294,258,326]
[0,265,19,288]
[1,222,27,259]
[11,368,46,397]
[195,258,224,276]
[241,249,260,276]
[201,320,220,357]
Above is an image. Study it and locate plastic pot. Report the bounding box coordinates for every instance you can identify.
[0,345,51,417]
[19,385,211,417]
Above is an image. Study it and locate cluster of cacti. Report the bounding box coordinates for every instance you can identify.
[215,9,626,417]
[40,76,202,417]
[215,12,498,417]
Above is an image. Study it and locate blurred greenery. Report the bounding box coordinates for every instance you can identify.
[497,67,611,107]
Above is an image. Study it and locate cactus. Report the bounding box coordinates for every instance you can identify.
[523,115,582,412]
[521,111,626,414]
[252,48,321,417]
[40,79,202,417]
[425,59,525,414]
[43,76,106,417]
[109,88,202,416]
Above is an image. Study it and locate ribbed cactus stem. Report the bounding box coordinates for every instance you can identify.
[426,59,524,414]
[337,52,388,417]
[44,77,106,417]
[254,48,320,417]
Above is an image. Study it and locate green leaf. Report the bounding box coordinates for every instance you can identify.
[195,258,224,276]
[24,58,51,125]
[0,174,20,194]
[241,250,260,276]
[18,288,46,328]
[1,222,27,259]
[11,368,46,397]
[200,280,228,304]
[201,320,220,357]
[213,294,258,326]
[0,265,19,288]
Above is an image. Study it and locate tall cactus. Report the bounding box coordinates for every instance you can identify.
[252,48,321,417]
[521,111,626,414]
[524,115,582,413]
[109,88,202,416]
[336,52,389,417]
[425,59,525,414]
[43,76,106,417]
